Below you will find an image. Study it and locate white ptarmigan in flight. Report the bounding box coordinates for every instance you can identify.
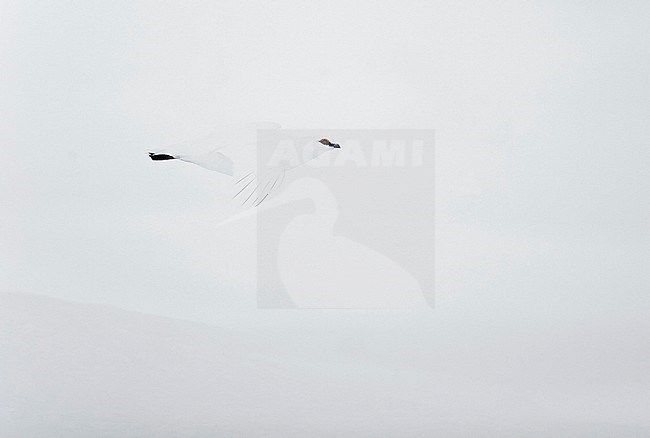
[147,122,340,207]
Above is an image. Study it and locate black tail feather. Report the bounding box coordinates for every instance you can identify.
[148,152,176,161]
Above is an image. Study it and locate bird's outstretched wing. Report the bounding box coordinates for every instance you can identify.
[231,136,339,207]
[233,166,286,208]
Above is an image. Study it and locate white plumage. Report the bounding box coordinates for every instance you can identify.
[148,122,339,207]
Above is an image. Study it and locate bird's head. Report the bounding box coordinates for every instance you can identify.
[318,138,341,148]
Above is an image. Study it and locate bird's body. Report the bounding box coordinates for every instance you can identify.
[147,122,340,206]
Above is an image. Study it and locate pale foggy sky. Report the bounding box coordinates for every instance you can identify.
[3,0,648,319]
[1,0,648,311]
[2,0,650,432]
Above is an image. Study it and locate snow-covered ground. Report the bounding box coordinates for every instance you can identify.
[2,291,648,437]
